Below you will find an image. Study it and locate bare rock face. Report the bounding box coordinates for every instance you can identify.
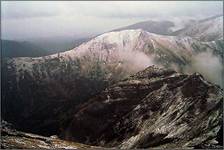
[65,66,223,149]
[1,121,99,149]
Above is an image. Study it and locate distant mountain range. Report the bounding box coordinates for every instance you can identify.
[112,14,223,42]
[112,20,175,35]
[30,37,90,54]
[1,40,48,57]
[1,38,90,58]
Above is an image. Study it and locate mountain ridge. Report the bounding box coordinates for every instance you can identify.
[65,65,223,149]
[111,20,175,35]
[1,40,48,58]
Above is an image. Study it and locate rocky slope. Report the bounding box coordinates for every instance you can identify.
[173,15,223,41]
[65,66,223,149]
[2,29,223,137]
[1,121,100,149]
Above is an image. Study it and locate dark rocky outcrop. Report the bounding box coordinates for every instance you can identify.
[65,66,223,149]
[1,120,100,149]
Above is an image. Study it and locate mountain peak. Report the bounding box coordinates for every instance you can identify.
[96,29,146,43]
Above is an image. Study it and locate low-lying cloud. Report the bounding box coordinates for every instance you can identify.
[184,51,223,87]
[118,50,155,73]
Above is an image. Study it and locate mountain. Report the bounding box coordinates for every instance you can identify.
[2,29,223,134]
[172,15,223,41]
[112,20,175,35]
[55,29,223,86]
[29,37,90,54]
[1,40,48,58]
[64,66,223,149]
[2,29,223,141]
[1,38,91,58]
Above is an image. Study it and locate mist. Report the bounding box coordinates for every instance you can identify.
[118,50,155,73]
[184,51,223,87]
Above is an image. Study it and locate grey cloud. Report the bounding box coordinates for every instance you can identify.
[1,2,60,19]
[2,11,57,19]
[3,1,221,20]
[63,1,222,19]
[1,1,223,40]
[183,51,223,88]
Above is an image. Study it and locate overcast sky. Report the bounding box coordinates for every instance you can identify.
[1,1,223,41]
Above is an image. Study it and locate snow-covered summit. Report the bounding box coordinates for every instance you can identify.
[59,29,194,58]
